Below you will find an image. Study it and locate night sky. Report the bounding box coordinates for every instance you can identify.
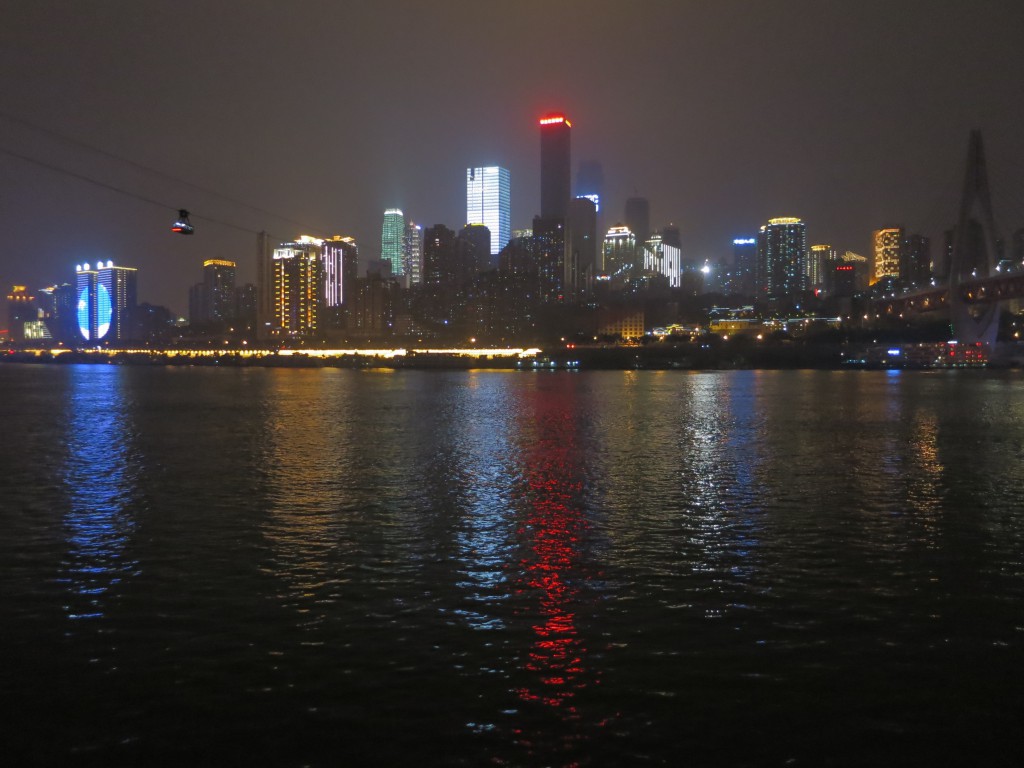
[3,0,1023,313]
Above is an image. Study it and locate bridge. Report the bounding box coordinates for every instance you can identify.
[871,131,1023,345]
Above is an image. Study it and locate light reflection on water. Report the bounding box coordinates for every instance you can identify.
[2,366,1023,766]
[59,365,140,624]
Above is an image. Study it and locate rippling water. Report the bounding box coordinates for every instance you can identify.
[1,364,1022,766]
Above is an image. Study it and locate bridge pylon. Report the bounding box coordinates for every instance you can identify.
[949,130,1000,345]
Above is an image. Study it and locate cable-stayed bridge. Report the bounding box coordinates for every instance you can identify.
[873,131,1023,344]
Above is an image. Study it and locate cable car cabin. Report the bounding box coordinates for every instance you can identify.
[172,209,195,235]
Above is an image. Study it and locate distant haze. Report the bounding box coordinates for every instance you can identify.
[2,0,1023,312]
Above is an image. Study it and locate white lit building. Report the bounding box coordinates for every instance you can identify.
[466,166,510,256]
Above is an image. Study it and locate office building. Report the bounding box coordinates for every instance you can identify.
[872,227,903,284]
[757,217,807,299]
[466,166,510,258]
[381,208,406,282]
[539,113,571,220]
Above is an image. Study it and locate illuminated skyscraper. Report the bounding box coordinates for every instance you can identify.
[872,227,903,284]
[381,208,406,281]
[403,222,423,285]
[539,114,571,219]
[205,259,236,324]
[757,217,807,299]
[74,260,137,343]
[466,166,510,259]
[272,236,320,336]
[602,225,636,275]
[808,244,835,290]
[321,236,358,329]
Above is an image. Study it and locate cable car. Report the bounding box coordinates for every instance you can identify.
[172,209,195,235]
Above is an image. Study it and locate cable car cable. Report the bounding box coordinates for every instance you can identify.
[0,108,329,237]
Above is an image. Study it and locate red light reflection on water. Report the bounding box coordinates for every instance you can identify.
[512,386,597,733]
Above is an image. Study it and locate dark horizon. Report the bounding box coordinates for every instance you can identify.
[3,0,1024,312]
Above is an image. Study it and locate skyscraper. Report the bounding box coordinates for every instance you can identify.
[602,225,636,275]
[625,197,650,248]
[74,260,137,343]
[872,227,903,284]
[757,217,807,299]
[807,245,835,291]
[457,224,491,277]
[256,231,275,339]
[732,237,757,295]
[567,196,598,296]
[381,209,406,281]
[321,236,358,329]
[403,222,423,285]
[423,224,457,287]
[539,113,571,219]
[466,166,510,259]
[205,259,236,324]
[272,236,320,336]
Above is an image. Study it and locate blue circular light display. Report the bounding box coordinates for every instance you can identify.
[96,284,112,339]
[77,287,90,340]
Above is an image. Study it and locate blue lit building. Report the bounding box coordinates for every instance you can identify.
[466,166,510,260]
[75,261,137,343]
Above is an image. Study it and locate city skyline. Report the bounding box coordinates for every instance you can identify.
[2,1,1024,312]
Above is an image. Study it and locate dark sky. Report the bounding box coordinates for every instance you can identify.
[3,0,1024,312]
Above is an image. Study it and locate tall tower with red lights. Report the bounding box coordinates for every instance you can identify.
[539,113,571,220]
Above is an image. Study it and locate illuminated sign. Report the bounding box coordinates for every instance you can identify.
[767,217,802,225]
[539,114,571,127]
[733,238,756,245]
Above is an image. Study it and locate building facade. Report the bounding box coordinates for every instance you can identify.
[466,166,510,259]
[272,237,320,336]
[872,227,903,284]
[381,208,406,283]
[757,218,807,300]
[403,222,423,286]
[539,114,571,220]
[74,261,137,343]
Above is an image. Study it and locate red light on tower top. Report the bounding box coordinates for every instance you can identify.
[539,113,571,128]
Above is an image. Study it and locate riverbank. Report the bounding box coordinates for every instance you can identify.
[4,339,1020,369]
